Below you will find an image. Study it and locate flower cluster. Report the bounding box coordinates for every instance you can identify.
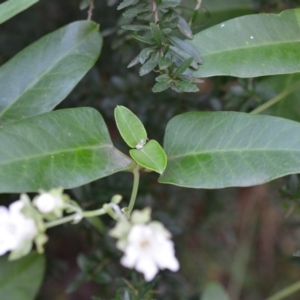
[110,208,179,281]
[0,189,68,260]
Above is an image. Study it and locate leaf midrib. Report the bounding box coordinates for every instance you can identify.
[167,148,300,160]
[0,23,96,119]
[0,143,111,167]
[197,40,299,58]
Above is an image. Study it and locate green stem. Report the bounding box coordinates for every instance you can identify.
[266,280,300,300]
[127,168,140,215]
[44,208,106,229]
[250,80,300,115]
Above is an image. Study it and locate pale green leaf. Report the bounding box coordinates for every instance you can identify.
[114,105,147,148]
[0,108,132,193]
[0,253,45,300]
[0,0,38,25]
[130,140,167,174]
[159,111,300,188]
[201,283,230,300]
[0,21,102,124]
[191,9,300,78]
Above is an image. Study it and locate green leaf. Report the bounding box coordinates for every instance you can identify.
[183,0,254,31]
[168,35,203,64]
[121,24,150,31]
[0,21,102,124]
[139,47,155,64]
[256,74,300,122]
[139,53,159,76]
[158,57,172,70]
[123,4,149,18]
[159,0,180,9]
[176,14,193,39]
[127,54,140,68]
[114,105,147,148]
[201,283,230,300]
[0,0,38,25]
[150,23,163,47]
[117,0,139,10]
[131,33,155,45]
[173,57,194,77]
[79,0,92,10]
[152,82,171,92]
[191,9,300,78]
[0,108,132,193]
[0,253,45,300]
[130,140,167,174]
[169,46,198,69]
[174,81,199,92]
[159,111,300,188]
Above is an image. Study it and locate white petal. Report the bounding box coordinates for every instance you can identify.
[135,255,159,281]
[121,244,139,268]
[9,201,23,214]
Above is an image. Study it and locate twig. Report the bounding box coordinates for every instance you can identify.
[87,0,94,21]
[151,0,159,23]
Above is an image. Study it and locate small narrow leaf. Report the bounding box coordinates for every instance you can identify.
[130,140,167,174]
[139,47,155,64]
[168,35,203,64]
[176,14,193,39]
[121,24,150,31]
[173,57,194,77]
[153,82,171,92]
[127,54,140,68]
[0,108,132,192]
[139,53,159,76]
[114,106,147,148]
[174,81,199,92]
[159,0,180,9]
[79,0,92,10]
[132,33,155,44]
[117,0,138,10]
[0,0,38,25]
[123,4,149,18]
[159,111,300,188]
[159,57,172,70]
[150,23,163,47]
[169,46,198,69]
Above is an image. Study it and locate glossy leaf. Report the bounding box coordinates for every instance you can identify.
[115,106,147,148]
[130,140,167,174]
[150,23,163,46]
[190,9,300,78]
[0,108,132,193]
[159,111,300,188]
[153,82,171,93]
[176,14,193,39]
[0,0,38,25]
[123,4,149,18]
[0,253,45,300]
[118,0,139,10]
[0,21,102,124]
[184,0,254,31]
[256,74,300,122]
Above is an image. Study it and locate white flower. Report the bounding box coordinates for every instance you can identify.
[34,192,64,214]
[0,201,37,256]
[120,222,179,281]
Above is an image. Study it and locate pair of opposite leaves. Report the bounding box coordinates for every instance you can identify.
[114,106,167,174]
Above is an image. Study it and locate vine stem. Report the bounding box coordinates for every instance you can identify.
[44,208,106,229]
[127,168,140,215]
[250,80,300,115]
[266,280,300,300]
